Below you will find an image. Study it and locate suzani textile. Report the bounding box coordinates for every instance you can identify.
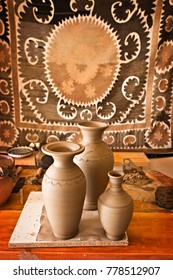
[0,0,173,151]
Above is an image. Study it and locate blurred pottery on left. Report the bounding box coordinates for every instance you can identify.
[0,154,14,207]
[0,176,13,207]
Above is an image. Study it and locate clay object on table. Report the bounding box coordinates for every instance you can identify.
[155,186,173,209]
[74,121,114,210]
[41,141,86,240]
[35,147,54,169]
[0,154,14,176]
[98,170,134,241]
[0,154,14,207]
[122,158,153,185]
[7,146,33,158]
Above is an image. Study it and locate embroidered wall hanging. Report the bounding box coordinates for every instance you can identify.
[0,0,173,152]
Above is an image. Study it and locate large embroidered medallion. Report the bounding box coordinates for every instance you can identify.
[0,0,173,151]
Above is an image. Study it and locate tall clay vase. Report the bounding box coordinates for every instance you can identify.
[74,121,114,210]
[98,170,134,241]
[41,141,86,239]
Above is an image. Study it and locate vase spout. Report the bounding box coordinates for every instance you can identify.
[78,121,108,143]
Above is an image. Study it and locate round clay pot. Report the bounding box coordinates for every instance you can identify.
[98,170,134,241]
[0,154,14,176]
[0,176,13,207]
[41,141,86,239]
[74,121,114,210]
[0,154,14,207]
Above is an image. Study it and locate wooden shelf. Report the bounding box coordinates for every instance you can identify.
[14,151,150,168]
[1,155,173,260]
[14,152,36,166]
[114,152,150,167]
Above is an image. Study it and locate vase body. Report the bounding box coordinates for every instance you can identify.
[74,121,114,210]
[41,141,86,239]
[98,170,134,240]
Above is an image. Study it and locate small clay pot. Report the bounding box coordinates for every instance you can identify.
[98,170,134,240]
[0,154,14,207]
[0,176,13,207]
[0,154,14,176]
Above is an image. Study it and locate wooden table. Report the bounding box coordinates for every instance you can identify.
[0,153,173,260]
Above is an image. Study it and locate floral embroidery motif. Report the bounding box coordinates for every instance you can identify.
[0,0,173,151]
[0,39,10,72]
[0,121,18,146]
[146,122,170,148]
[155,41,173,74]
[45,15,121,107]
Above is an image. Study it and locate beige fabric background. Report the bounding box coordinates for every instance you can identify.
[0,0,173,152]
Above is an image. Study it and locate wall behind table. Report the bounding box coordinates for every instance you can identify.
[0,0,173,153]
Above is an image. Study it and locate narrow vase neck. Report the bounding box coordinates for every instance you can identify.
[109,182,123,193]
[108,171,124,192]
[42,141,84,168]
[82,129,106,143]
[78,121,108,143]
[52,154,75,168]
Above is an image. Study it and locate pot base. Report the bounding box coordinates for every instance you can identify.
[83,201,97,210]
[53,229,79,240]
[106,233,125,241]
[0,198,8,207]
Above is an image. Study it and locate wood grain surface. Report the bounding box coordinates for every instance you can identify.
[0,153,173,260]
[1,211,173,260]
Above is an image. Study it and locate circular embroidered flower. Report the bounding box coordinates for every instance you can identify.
[44,15,121,107]
[155,41,173,74]
[146,122,170,148]
[0,39,11,72]
[0,121,18,145]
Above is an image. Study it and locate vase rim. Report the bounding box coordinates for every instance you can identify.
[108,170,123,178]
[78,121,108,129]
[42,141,84,156]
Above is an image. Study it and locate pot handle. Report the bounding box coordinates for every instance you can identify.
[0,166,10,177]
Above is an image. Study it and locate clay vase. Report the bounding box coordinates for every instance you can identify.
[98,170,134,241]
[41,141,86,239]
[74,121,114,210]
